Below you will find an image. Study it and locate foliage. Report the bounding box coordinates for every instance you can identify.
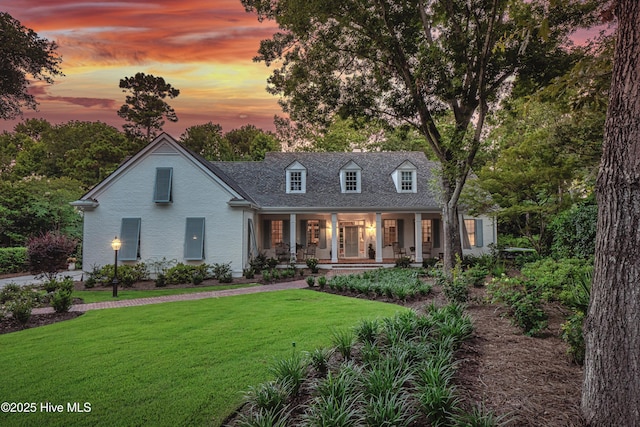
[268,352,308,397]
[394,256,412,268]
[317,276,327,289]
[0,12,63,119]
[441,260,470,303]
[549,201,597,259]
[241,303,477,426]
[562,311,586,365]
[51,289,73,313]
[305,275,315,287]
[0,247,27,274]
[520,258,593,302]
[26,231,78,280]
[249,252,268,274]
[1,286,41,325]
[164,263,209,285]
[89,263,150,287]
[487,276,548,337]
[0,176,84,246]
[305,257,319,273]
[117,72,180,142]
[326,268,431,301]
[180,122,233,160]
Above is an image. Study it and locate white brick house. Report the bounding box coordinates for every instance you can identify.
[72,133,496,277]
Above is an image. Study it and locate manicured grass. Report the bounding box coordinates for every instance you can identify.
[72,283,262,303]
[0,290,405,426]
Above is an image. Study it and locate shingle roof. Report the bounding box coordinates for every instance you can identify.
[211,151,441,211]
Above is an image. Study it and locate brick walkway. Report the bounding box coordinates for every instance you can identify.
[32,280,309,315]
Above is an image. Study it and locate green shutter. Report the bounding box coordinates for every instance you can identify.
[319,220,327,249]
[475,219,484,247]
[120,218,141,261]
[185,218,205,260]
[283,220,290,245]
[300,220,308,247]
[432,219,440,248]
[154,167,173,203]
[263,220,271,249]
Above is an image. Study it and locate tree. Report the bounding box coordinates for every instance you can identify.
[582,1,640,424]
[243,0,599,271]
[0,12,63,120]
[26,231,77,280]
[224,124,280,160]
[180,122,234,160]
[117,72,180,142]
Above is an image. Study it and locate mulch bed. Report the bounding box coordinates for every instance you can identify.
[0,312,84,335]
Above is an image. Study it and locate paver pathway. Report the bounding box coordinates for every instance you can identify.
[32,280,309,315]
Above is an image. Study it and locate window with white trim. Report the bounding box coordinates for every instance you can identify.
[401,171,413,191]
[383,219,397,246]
[185,217,205,260]
[120,218,141,261]
[286,161,307,193]
[464,219,476,246]
[340,160,362,193]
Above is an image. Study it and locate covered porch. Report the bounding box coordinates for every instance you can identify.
[253,211,443,265]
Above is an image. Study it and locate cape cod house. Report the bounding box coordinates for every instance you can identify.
[71,133,496,277]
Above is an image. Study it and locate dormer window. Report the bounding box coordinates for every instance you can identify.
[392,161,417,193]
[286,161,306,193]
[400,171,413,191]
[340,160,361,193]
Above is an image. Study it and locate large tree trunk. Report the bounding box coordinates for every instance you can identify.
[441,177,463,273]
[582,2,640,425]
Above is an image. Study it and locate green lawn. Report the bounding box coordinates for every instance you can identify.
[73,283,261,303]
[0,290,405,426]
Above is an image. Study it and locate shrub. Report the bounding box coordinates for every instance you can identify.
[249,252,268,274]
[0,283,22,304]
[317,276,327,289]
[306,276,315,287]
[26,231,78,280]
[487,276,548,337]
[7,297,33,325]
[244,268,255,279]
[549,202,597,259]
[0,247,27,274]
[305,347,333,376]
[394,256,412,268]
[331,328,356,361]
[306,257,319,274]
[165,263,198,285]
[268,353,308,397]
[211,262,232,280]
[51,289,73,313]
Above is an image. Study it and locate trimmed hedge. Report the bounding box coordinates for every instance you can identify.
[0,247,27,274]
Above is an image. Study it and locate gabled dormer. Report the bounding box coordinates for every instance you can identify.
[340,160,362,193]
[392,160,417,193]
[286,160,307,194]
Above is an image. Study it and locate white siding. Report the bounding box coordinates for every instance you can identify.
[81,145,246,277]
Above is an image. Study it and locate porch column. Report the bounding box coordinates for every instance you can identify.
[415,213,423,263]
[290,213,297,261]
[375,213,383,263]
[331,213,338,263]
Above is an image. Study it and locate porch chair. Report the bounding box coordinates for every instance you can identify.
[422,241,432,258]
[303,243,317,259]
[392,242,406,258]
[275,242,290,263]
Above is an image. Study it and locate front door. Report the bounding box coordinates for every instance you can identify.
[344,226,359,257]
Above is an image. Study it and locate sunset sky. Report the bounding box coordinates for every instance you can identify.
[2,2,604,138]
[0,0,282,136]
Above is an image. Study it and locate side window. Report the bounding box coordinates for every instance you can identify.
[120,218,141,261]
[185,217,205,260]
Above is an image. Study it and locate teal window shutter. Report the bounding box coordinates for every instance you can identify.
[300,220,308,247]
[120,218,141,261]
[263,220,271,249]
[154,167,173,203]
[432,219,440,248]
[185,218,205,260]
[397,219,404,247]
[283,220,290,245]
[475,219,484,247]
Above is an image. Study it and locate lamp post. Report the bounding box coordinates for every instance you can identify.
[111,236,121,297]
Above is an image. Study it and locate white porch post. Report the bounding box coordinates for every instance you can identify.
[375,213,382,263]
[415,213,423,263]
[290,213,297,261]
[331,213,338,263]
